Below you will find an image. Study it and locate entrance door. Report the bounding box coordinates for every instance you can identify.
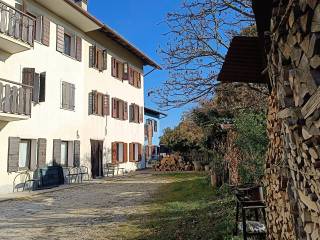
[91,140,103,179]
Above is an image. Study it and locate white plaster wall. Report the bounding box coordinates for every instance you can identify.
[0,0,145,193]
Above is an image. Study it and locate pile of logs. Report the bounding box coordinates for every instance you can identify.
[265,0,320,239]
[154,154,194,172]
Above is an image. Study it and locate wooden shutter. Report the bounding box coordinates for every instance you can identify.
[35,16,42,42]
[76,36,82,61]
[61,82,67,109]
[97,49,104,71]
[103,50,108,70]
[129,68,134,85]
[70,83,75,110]
[89,46,95,68]
[119,62,124,80]
[123,63,129,80]
[112,142,117,163]
[41,16,50,46]
[37,138,47,168]
[134,105,139,123]
[111,57,117,77]
[8,137,20,172]
[138,73,142,88]
[97,92,103,116]
[103,94,110,116]
[124,102,128,120]
[67,141,74,167]
[74,140,80,167]
[88,92,93,115]
[123,143,128,162]
[129,143,134,162]
[92,91,97,114]
[129,104,134,122]
[33,73,40,103]
[53,139,61,165]
[138,144,142,161]
[56,25,64,52]
[22,68,35,87]
[112,98,117,118]
[139,106,144,123]
[30,139,38,171]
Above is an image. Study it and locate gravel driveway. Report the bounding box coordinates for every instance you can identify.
[0,171,167,240]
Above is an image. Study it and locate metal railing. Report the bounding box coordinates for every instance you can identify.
[0,0,35,46]
[0,78,32,117]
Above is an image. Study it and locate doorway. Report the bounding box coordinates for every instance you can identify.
[91,140,104,178]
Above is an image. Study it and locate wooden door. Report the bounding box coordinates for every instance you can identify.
[91,140,103,178]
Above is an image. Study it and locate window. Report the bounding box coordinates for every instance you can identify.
[89,46,107,71]
[61,82,75,111]
[129,104,143,123]
[112,98,128,120]
[39,72,46,102]
[88,91,109,116]
[56,25,82,61]
[129,68,142,88]
[64,33,71,56]
[19,140,30,169]
[112,142,127,163]
[129,143,142,162]
[60,141,68,166]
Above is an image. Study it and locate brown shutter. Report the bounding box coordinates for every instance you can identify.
[138,73,142,88]
[139,106,144,123]
[89,46,95,68]
[123,143,128,162]
[56,25,64,52]
[129,104,134,122]
[97,49,104,71]
[92,91,97,114]
[138,144,142,161]
[8,137,20,172]
[103,94,110,116]
[119,62,124,80]
[74,140,80,167]
[124,102,128,120]
[22,68,35,87]
[97,93,103,116]
[53,139,61,165]
[111,57,117,77]
[41,16,50,46]
[112,142,117,163]
[134,105,139,123]
[35,16,42,42]
[37,138,47,168]
[29,139,38,171]
[103,50,108,70]
[129,143,134,162]
[112,98,117,118]
[129,68,134,85]
[75,36,82,61]
[123,63,129,80]
[119,100,124,120]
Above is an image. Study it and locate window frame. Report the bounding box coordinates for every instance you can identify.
[63,33,72,56]
[18,139,31,170]
[60,141,68,167]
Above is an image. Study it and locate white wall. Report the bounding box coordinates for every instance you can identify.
[0,0,145,193]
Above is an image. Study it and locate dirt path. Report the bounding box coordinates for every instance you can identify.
[0,171,168,240]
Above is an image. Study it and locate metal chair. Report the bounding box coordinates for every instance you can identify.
[13,171,30,192]
[78,166,90,182]
[104,163,115,177]
[234,184,267,240]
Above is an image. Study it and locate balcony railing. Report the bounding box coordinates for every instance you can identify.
[0,78,32,119]
[0,0,35,47]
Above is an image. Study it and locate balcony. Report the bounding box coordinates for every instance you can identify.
[0,78,32,122]
[0,1,35,54]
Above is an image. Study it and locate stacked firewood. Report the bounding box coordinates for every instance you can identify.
[265,0,320,239]
[154,154,194,172]
[264,91,296,240]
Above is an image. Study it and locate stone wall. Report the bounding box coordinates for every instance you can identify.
[265,0,320,239]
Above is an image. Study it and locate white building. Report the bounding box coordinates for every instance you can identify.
[0,0,160,193]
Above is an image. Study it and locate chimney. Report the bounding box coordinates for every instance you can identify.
[74,0,88,11]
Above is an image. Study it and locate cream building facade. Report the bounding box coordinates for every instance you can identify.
[0,0,160,193]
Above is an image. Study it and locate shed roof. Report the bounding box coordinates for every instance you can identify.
[144,107,167,119]
[217,36,266,83]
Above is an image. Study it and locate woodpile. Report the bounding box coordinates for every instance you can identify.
[154,154,194,171]
[265,0,320,239]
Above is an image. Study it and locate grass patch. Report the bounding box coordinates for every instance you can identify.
[132,173,237,240]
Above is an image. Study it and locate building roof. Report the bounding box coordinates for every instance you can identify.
[144,107,167,119]
[35,0,161,69]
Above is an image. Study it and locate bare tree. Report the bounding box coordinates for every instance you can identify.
[153,0,255,109]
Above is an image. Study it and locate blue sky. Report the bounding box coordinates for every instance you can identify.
[89,1,192,133]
